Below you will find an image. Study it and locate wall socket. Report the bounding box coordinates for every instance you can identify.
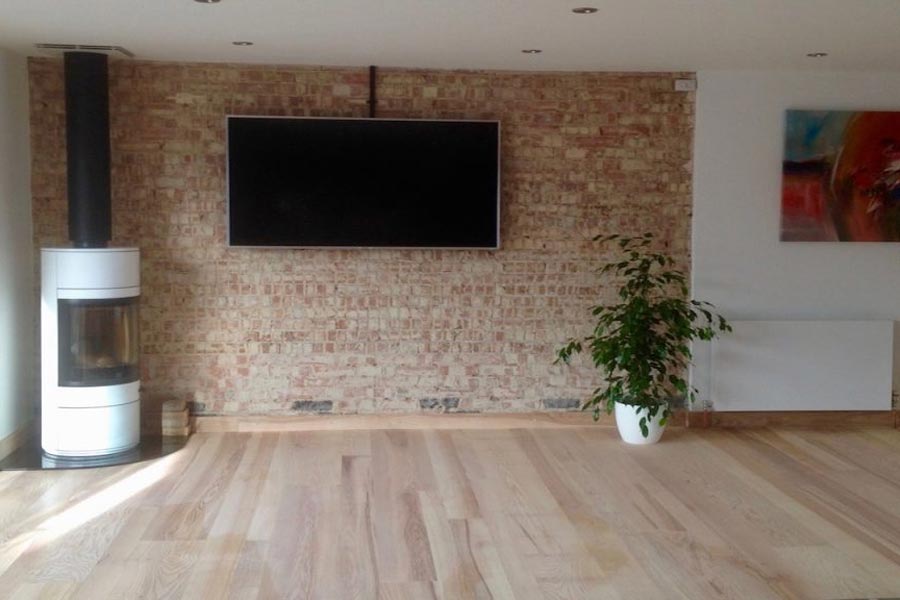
[674,79,697,92]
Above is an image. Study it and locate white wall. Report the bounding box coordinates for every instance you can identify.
[692,70,900,409]
[0,48,33,442]
[709,320,892,411]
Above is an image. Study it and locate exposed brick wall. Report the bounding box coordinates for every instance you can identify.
[28,58,695,415]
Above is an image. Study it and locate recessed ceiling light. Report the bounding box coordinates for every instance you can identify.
[232,41,253,46]
[806,52,828,58]
[572,7,598,14]
[522,49,543,54]
[194,0,221,3]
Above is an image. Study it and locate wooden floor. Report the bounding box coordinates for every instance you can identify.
[1,426,900,599]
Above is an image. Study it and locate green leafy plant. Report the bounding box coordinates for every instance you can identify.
[555,233,731,437]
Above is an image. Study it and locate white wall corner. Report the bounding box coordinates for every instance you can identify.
[0,48,35,440]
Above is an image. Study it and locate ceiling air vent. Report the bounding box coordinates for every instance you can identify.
[35,43,134,58]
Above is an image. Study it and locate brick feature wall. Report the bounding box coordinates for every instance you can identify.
[29,59,694,415]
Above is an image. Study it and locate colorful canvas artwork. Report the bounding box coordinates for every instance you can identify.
[781,110,900,241]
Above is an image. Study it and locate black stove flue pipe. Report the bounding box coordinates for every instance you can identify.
[64,52,111,248]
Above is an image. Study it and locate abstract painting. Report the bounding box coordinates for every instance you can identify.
[781,110,900,241]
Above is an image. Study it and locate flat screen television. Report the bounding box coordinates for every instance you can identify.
[227,116,500,248]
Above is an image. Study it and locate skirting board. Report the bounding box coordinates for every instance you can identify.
[686,410,899,429]
[193,410,898,433]
[0,420,36,461]
[195,412,627,432]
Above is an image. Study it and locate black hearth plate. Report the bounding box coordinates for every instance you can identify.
[0,435,188,471]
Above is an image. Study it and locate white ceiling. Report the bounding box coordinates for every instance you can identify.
[1,0,900,72]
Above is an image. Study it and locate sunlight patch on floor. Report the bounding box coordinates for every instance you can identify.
[34,453,177,546]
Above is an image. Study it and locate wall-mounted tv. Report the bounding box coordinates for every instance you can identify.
[227,116,500,248]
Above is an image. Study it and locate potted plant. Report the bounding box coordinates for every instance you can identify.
[555,233,731,444]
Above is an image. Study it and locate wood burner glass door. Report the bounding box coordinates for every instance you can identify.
[58,297,139,387]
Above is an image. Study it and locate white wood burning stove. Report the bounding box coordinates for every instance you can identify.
[41,248,141,457]
[40,52,142,458]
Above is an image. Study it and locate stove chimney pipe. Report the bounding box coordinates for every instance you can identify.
[64,52,111,248]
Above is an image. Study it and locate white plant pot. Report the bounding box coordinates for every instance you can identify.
[614,402,667,445]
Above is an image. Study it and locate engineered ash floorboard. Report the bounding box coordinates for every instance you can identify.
[1,426,900,599]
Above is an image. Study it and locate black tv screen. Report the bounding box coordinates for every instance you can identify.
[227,116,500,248]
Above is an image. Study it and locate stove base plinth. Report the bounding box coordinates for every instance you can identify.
[42,396,140,458]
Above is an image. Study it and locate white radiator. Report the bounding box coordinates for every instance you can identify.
[707,320,893,411]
